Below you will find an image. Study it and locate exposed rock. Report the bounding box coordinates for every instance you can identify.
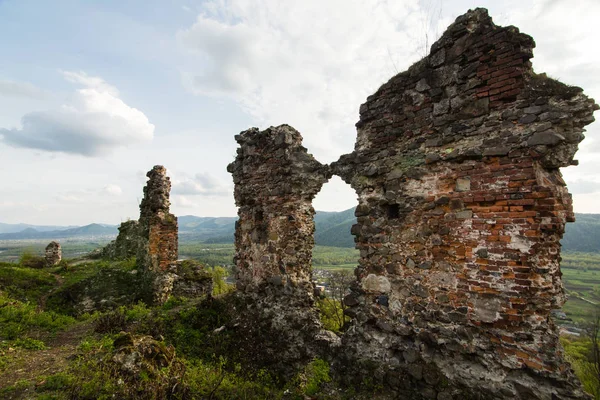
[111,332,179,378]
[45,241,61,267]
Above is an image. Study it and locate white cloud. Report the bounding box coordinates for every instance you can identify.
[0,79,48,99]
[0,71,154,156]
[55,194,85,203]
[172,195,197,208]
[177,0,432,161]
[102,184,123,196]
[172,172,231,196]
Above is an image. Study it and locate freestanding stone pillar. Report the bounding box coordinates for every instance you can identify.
[138,165,179,304]
[331,8,597,399]
[227,125,336,376]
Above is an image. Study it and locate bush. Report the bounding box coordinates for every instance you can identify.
[94,308,128,334]
[12,337,46,350]
[19,252,46,269]
[0,293,75,340]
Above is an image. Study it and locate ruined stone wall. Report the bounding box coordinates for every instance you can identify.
[45,241,61,267]
[99,165,179,304]
[229,8,598,400]
[227,125,337,375]
[331,8,597,399]
[138,165,178,275]
[101,220,141,260]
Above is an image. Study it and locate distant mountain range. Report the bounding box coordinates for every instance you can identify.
[0,223,117,240]
[2,210,600,253]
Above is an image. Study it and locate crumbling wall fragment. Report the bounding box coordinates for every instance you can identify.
[330,8,597,399]
[136,166,179,304]
[227,125,338,376]
[101,220,142,260]
[99,165,180,304]
[45,241,61,267]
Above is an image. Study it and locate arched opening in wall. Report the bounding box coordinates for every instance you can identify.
[312,176,358,332]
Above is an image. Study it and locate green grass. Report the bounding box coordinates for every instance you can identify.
[0,292,75,342]
[0,262,57,303]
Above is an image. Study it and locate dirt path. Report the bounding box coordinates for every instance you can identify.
[0,321,92,392]
[37,273,65,312]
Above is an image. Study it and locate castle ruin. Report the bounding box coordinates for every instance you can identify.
[229,8,598,399]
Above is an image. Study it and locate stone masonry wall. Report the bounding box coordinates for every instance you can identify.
[100,165,179,304]
[229,8,598,400]
[45,241,61,267]
[137,165,179,304]
[331,8,598,399]
[138,165,178,274]
[227,125,338,376]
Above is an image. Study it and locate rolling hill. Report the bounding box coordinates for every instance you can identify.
[2,210,600,253]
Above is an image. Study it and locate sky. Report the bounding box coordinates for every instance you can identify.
[0,0,598,226]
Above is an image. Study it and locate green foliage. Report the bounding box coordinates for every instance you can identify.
[304,358,332,395]
[19,251,46,269]
[38,372,75,391]
[125,302,152,321]
[0,262,56,303]
[210,266,234,296]
[317,298,348,333]
[183,358,278,399]
[46,258,143,316]
[314,207,356,248]
[12,337,47,350]
[0,293,75,340]
[562,335,600,398]
[78,335,115,354]
[94,308,128,334]
[312,246,359,268]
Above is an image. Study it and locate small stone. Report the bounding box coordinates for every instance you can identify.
[425,153,441,164]
[408,365,423,380]
[433,99,450,116]
[416,78,431,92]
[376,319,394,331]
[450,199,464,209]
[377,295,390,307]
[418,261,432,269]
[476,248,488,258]
[524,105,543,114]
[455,177,470,192]
[344,293,360,307]
[455,210,473,219]
[430,48,446,67]
[362,274,391,293]
[527,131,565,146]
[518,114,537,124]
[435,196,450,205]
[483,146,511,156]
